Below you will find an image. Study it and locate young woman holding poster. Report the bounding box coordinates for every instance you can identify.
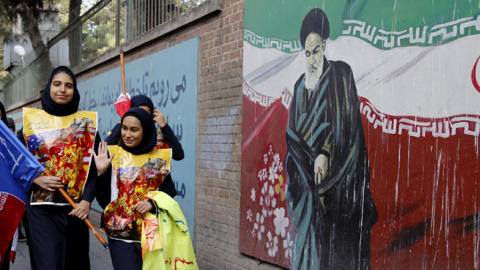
[94,107,196,270]
[0,101,7,124]
[17,66,100,270]
[106,95,184,198]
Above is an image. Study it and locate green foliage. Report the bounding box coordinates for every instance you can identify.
[81,0,121,62]
[56,0,71,30]
[0,7,12,70]
[0,7,12,44]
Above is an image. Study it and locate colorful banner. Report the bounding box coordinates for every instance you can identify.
[102,146,172,242]
[23,108,97,205]
[0,121,44,264]
[242,0,480,269]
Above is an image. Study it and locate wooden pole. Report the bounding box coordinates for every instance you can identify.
[120,50,126,95]
[43,171,109,249]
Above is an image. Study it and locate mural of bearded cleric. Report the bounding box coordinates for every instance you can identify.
[284,8,378,270]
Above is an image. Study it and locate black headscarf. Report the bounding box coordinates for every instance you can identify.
[0,101,7,125]
[41,66,81,116]
[120,107,157,155]
[131,95,154,114]
[7,117,15,131]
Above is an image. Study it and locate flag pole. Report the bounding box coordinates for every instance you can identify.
[43,171,109,249]
[120,50,126,95]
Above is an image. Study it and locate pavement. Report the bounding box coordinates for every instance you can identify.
[9,210,114,270]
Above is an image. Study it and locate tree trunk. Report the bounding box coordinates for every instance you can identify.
[68,0,82,67]
[19,4,46,57]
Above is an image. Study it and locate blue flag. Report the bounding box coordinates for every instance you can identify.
[0,120,44,263]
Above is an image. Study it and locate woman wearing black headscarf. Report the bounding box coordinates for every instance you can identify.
[17,66,100,270]
[106,95,183,198]
[0,101,7,125]
[94,107,169,270]
[106,95,154,145]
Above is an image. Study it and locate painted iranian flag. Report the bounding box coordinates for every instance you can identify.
[241,0,480,269]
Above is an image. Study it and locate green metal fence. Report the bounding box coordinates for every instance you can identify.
[1,0,207,107]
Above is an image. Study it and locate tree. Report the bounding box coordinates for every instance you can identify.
[81,0,117,62]
[1,0,50,57]
[0,7,12,81]
[68,0,82,66]
[0,0,58,87]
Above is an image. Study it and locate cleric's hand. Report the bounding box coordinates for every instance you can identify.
[314,154,328,185]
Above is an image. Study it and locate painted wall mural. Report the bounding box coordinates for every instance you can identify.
[240,1,480,269]
[77,37,198,237]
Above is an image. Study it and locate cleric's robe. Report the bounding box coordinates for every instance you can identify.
[285,60,378,270]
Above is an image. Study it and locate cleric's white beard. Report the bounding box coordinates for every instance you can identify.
[305,63,323,91]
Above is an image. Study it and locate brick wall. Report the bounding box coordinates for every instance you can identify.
[75,0,285,268]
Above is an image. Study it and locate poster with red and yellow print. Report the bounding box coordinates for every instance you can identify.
[23,108,97,205]
[102,146,172,242]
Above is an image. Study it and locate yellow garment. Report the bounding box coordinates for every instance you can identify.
[102,146,171,241]
[23,108,98,205]
[141,191,198,270]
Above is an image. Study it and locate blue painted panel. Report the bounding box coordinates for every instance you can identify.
[78,37,198,237]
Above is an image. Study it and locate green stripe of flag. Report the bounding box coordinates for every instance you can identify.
[245,0,480,52]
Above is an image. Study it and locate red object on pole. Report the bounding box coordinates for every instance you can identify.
[115,93,131,117]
